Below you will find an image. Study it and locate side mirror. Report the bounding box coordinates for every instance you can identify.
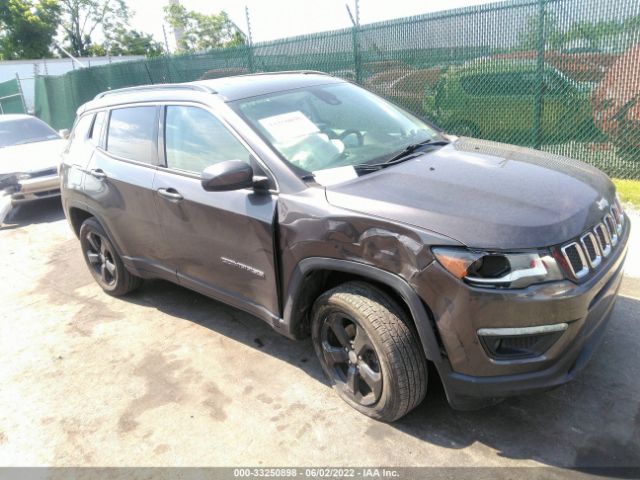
[59,129,70,139]
[201,160,255,192]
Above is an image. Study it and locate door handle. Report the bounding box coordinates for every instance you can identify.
[157,187,183,201]
[89,168,107,180]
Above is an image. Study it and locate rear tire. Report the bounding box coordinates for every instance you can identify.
[311,281,428,422]
[79,217,142,296]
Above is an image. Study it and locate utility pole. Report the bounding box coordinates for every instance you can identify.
[168,0,184,47]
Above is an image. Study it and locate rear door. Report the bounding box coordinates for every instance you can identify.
[83,105,172,279]
[152,104,280,322]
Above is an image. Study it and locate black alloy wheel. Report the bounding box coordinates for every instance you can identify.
[320,313,383,406]
[79,217,142,296]
[84,230,118,288]
[311,282,428,422]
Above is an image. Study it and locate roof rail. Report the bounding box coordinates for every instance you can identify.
[94,83,216,100]
[236,70,332,78]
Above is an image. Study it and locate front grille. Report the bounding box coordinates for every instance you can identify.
[560,205,624,280]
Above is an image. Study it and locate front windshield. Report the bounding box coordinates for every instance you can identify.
[232,82,439,174]
[0,117,59,149]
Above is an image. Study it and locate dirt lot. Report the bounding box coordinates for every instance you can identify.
[0,198,639,469]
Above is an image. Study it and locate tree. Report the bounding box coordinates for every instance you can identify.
[88,28,164,56]
[164,4,245,53]
[58,0,130,57]
[0,0,60,60]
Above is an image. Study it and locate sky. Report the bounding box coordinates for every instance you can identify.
[129,0,496,50]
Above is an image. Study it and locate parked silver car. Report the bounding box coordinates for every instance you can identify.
[0,115,66,208]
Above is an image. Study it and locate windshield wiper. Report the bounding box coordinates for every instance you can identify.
[356,138,450,172]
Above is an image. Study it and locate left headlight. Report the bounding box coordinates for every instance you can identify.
[432,247,565,289]
[17,173,31,180]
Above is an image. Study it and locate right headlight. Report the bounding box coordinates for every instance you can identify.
[432,247,565,289]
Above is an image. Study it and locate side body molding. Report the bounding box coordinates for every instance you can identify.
[280,257,443,363]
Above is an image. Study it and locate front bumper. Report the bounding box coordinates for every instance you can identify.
[11,174,60,204]
[417,219,629,410]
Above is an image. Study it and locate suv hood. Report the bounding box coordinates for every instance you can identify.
[0,139,65,175]
[325,137,615,250]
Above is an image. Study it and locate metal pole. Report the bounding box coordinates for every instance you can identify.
[15,73,28,114]
[162,24,171,55]
[533,0,545,149]
[346,2,362,84]
[245,5,255,72]
[54,42,87,69]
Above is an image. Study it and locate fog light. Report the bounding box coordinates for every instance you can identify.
[477,323,567,359]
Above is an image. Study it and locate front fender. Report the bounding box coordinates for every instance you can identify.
[280,257,443,364]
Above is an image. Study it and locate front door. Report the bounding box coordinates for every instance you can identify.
[152,104,280,323]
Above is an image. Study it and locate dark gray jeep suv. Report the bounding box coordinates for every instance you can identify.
[61,72,629,421]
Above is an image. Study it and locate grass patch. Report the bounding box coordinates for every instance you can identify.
[613,179,640,209]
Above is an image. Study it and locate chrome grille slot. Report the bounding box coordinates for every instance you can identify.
[580,232,601,268]
[594,223,612,257]
[610,205,623,235]
[561,242,589,279]
[604,213,618,246]
[559,204,624,281]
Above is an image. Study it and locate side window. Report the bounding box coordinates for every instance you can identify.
[460,75,482,95]
[106,106,158,164]
[66,114,94,156]
[165,106,251,174]
[461,73,537,97]
[90,111,106,146]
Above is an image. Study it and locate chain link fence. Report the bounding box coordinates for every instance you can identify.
[0,77,26,114]
[34,0,640,178]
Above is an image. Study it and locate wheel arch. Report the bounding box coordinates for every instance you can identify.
[65,203,126,261]
[68,205,94,237]
[281,257,443,363]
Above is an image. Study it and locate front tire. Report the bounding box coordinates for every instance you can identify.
[79,217,142,296]
[311,282,428,422]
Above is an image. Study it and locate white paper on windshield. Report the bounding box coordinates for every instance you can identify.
[313,166,358,186]
[259,111,320,143]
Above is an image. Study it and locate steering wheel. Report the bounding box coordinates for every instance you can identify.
[338,129,365,147]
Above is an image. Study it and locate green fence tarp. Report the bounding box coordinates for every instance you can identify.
[34,0,640,178]
[0,78,25,114]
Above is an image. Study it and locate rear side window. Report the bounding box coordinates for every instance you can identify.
[66,114,94,155]
[107,106,158,164]
[164,106,250,174]
[90,111,106,146]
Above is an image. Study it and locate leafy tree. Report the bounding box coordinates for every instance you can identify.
[164,4,245,53]
[58,0,130,57]
[0,0,60,60]
[88,28,164,56]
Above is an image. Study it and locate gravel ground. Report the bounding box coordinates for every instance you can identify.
[0,198,638,472]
